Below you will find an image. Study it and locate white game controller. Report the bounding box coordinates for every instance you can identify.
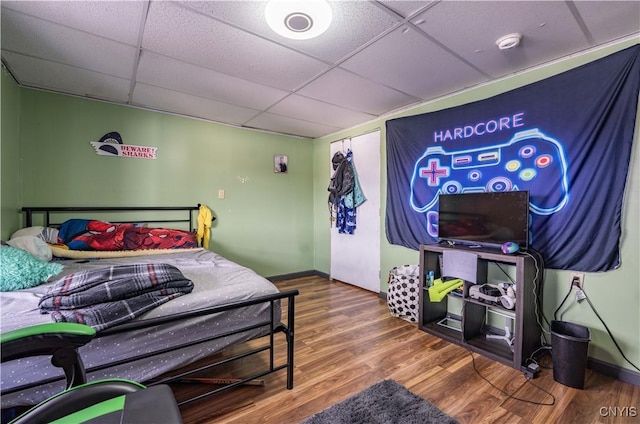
[497,283,516,310]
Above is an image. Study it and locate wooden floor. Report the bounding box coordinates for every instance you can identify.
[173,276,639,424]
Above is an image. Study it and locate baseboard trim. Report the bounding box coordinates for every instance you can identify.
[314,270,330,279]
[588,357,640,387]
[267,270,329,282]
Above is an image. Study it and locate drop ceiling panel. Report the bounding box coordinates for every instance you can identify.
[341,26,488,101]
[573,1,640,44]
[245,112,342,139]
[132,83,260,126]
[377,1,436,19]
[268,94,376,129]
[298,67,419,115]
[3,52,131,102]
[183,1,402,63]
[1,1,638,139]
[412,1,591,78]
[1,8,136,79]
[137,52,289,111]
[142,1,329,91]
[1,0,145,45]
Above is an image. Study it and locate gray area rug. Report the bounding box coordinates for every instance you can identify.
[302,379,458,424]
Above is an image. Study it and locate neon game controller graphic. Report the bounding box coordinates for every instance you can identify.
[410,128,569,236]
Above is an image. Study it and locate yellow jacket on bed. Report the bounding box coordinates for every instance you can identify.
[197,204,212,249]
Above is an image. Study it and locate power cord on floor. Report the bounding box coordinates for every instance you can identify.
[525,345,553,370]
[468,350,555,406]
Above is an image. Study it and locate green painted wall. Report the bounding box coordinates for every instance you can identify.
[313,39,640,373]
[1,68,22,240]
[10,90,314,277]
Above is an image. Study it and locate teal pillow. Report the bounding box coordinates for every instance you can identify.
[0,245,63,291]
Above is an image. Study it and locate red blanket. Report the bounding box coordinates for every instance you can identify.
[57,219,198,251]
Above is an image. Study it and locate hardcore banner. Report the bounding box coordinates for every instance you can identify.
[386,45,640,271]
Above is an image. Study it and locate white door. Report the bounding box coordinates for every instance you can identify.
[330,130,381,292]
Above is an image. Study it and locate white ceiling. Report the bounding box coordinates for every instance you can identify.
[2,1,639,139]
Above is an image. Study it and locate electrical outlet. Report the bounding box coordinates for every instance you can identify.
[571,272,584,289]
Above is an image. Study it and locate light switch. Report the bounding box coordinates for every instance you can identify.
[218,189,225,199]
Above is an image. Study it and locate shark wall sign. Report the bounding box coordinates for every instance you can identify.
[90,132,158,159]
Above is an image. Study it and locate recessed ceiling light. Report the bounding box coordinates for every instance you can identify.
[265,0,332,40]
[496,33,523,50]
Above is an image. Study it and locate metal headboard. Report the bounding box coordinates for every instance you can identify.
[21,205,202,229]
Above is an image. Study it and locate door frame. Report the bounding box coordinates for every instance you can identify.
[329,129,381,292]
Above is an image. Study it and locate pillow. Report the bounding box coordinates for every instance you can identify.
[7,235,53,261]
[0,245,63,291]
[10,226,59,244]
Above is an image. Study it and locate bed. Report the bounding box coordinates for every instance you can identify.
[1,206,298,410]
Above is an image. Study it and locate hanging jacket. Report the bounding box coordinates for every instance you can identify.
[343,150,366,209]
[328,151,354,210]
[196,204,213,249]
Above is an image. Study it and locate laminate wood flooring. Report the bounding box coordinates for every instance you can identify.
[173,276,639,424]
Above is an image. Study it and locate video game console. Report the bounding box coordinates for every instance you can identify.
[468,282,516,310]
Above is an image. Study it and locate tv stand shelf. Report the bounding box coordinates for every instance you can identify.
[418,244,541,371]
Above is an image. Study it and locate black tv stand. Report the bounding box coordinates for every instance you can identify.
[418,243,542,371]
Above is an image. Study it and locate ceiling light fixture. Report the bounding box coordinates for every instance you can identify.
[496,33,523,50]
[265,0,332,40]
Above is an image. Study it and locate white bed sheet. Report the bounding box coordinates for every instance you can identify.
[1,249,282,407]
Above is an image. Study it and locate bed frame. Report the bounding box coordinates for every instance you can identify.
[6,206,299,408]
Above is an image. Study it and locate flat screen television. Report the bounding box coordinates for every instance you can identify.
[437,191,530,250]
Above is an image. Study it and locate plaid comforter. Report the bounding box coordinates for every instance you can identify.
[39,263,194,331]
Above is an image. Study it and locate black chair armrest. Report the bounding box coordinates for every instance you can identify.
[1,323,96,362]
[1,323,96,388]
